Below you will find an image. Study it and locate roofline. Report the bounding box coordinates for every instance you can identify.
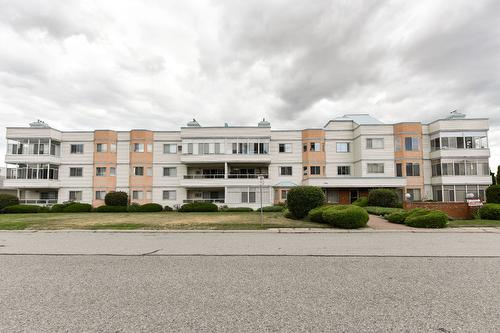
[426,117,489,125]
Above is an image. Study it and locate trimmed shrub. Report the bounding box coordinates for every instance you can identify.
[385,211,410,224]
[127,203,141,212]
[178,202,218,212]
[62,202,92,213]
[137,203,163,212]
[94,205,128,213]
[283,209,295,219]
[163,205,173,212]
[486,185,500,203]
[321,205,369,229]
[261,205,286,212]
[307,205,330,223]
[104,191,128,206]
[3,205,41,214]
[406,208,431,219]
[221,207,254,212]
[286,186,326,218]
[0,194,19,210]
[368,189,399,208]
[50,203,68,213]
[479,203,500,220]
[404,210,447,228]
[364,206,404,216]
[352,196,368,207]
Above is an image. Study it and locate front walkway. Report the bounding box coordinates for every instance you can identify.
[367,214,415,230]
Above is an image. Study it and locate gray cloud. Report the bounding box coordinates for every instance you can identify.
[0,0,499,168]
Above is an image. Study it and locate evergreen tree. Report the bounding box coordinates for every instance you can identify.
[492,172,497,185]
[497,165,500,184]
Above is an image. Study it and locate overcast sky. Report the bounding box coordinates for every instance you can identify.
[1,0,499,168]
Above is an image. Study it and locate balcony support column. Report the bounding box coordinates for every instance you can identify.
[224,162,228,179]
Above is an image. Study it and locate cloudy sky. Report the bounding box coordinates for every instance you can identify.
[0,0,499,167]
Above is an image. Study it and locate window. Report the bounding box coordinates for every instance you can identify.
[396,163,402,177]
[70,144,84,154]
[310,142,321,152]
[281,189,289,200]
[163,167,177,177]
[110,143,117,153]
[407,189,421,201]
[198,143,210,154]
[465,137,473,149]
[132,191,143,200]
[162,190,176,200]
[279,143,292,153]
[69,167,83,177]
[432,161,442,177]
[466,160,478,175]
[455,185,466,202]
[147,167,153,176]
[336,142,350,153]
[163,144,177,154]
[431,138,440,151]
[406,163,420,177]
[367,163,384,173]
[457,137,464,149]
[337,166,350,175]
[96,143,107,153]
[95,167,106,177]
[453,161,466,176]
[241,191,256,203]
[303,144,307,152]
[214,143,221,154]
[366,138,384,149]
[279,166,293,176]
[109,167,116,176]
[134,166,144,176]
[405,137,419,151]
[310,166,321,175]
[133,143,144,152]
[95,191,106,200]
[442,162,453,176]
[187,143,193,154]
[69,191,82,201]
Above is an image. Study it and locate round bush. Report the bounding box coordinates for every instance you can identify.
[286,186,325,219]
[163,205,173,212]
[486,185,500,203]
[307,205,330,223]
[94,205,128,213]
[261,205,286,212]
[479,203,500,220]
[352,196,368,207]
[178,202,218,212]
[322,205,369,229]
[404,210,447,228]
[137,203,163,212]
[367,189,399,208]
[63,202,92,213]
[3,205,41,214]
[50,203,67,213]
[127,203,141,212]
[221,207,254,212]
[0,194,19,210]
[104,191,128,206]
[385,211,410,224]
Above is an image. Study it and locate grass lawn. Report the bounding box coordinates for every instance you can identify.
[447,219,500,227]
[0,212,329,230]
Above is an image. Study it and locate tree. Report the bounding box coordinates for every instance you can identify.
[492,171,497,185]
[497,165,500,185]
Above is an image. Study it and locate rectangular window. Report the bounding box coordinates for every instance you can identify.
[367,163,384,173]
[96,143,107,153]
[214,143,221,154]
[132,191,143,200]
[70,144,84,154]
[187,143,193,154]
[432,161,442,177]
[163,190,176,200]
[396,163,403,177]
[163,167,177,177]
[133,143,144,152]
[336,142,350,153]
[310,166,321,175]
[466,161,477,175]
[457,137,464,149]
[407,189,421,201]
[455,185,466,202]
[310,142,321,152]
[69,167,83,177]
[249,191,256,203]
[406,163,420,177]
[442,162,453,176]
[453,161,466,176]
[163,144,177,154]
[404,137,419,151]
[366,138,384,149]
[69,191,82,201]
[279,166,293,176]
[337,166,350,175]
[198,143,210,154]
[278,143,292,153]
[109,167,116,176]
[95,191,106,200]
[281,189,289,200]
[134,166,144,176]
[465,137,473,149]
[95,167,106,177]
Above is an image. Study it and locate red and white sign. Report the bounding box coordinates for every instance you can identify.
[467,199,483,207]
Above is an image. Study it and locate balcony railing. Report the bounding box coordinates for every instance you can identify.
[184,174,225,179]
[183,174,269,179]
[228,174,268,179]
[183,199,225,203]
[19,199,58,205]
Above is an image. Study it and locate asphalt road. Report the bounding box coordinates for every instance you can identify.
[1,231,499,332]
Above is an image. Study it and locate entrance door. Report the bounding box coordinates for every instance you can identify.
[350,190,359,203]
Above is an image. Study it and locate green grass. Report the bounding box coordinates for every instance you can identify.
[447,219,500,227]
[0,212,328,230]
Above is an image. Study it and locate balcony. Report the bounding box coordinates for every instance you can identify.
[18,189,58,206]
[4,164,60,188]
[185,188,225,204]
[6,138,61,164]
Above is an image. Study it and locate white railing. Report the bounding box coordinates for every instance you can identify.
[228,174,268,179]
[184,174,225,179]
[183,199,225,203]
[19,199,58,205]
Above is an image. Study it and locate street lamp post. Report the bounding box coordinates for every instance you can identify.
[258,175,264,227]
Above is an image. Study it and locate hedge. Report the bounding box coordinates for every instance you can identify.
[0,194,19,210]
[3,205,41,214]
[479,203,500,220]
[127,203,141,212]
[163,205,173,212]
[486,185,500,203]
[385,211,410,224]
[368,189,399,208]
[404,210,447,228]
[286,186,325,218]
[321,205,369,229]
[62,202,92,213]
[94,205,128,212]
[178,202,218,212]
[221,207,254,212]
[352,196,368,207]
[105,191,129,206]
[261,205,286,212]
[137,203,163,212]
[307,205,330,223]
[364,206,404,216]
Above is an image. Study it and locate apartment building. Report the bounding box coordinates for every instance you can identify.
[3,112,491,207]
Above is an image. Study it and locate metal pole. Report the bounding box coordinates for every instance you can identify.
[259,176,263,227]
